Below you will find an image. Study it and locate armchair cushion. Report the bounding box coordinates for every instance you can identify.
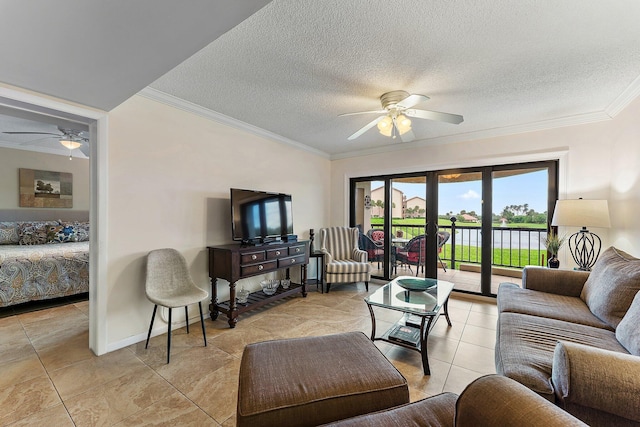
[580,247,640,329]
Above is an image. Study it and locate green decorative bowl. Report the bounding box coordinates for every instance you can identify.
[396,277,438,291]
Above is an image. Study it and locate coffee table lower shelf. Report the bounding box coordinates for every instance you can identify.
[367,304,451,375]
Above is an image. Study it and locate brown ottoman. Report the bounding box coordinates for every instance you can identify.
[237,331,409,427]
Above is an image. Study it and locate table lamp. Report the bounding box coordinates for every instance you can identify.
[551,199,611,271]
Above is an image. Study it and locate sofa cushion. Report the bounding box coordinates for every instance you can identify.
[0,222,20,245]
[497,283,612,330]
[495,312,628,399]
[580,247,640,329]
[616,291,640,356]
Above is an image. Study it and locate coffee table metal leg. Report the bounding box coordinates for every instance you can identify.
[443,298,452,326]
[420,316,433,375]
[367,303,376,340]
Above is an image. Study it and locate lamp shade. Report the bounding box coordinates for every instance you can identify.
[551,199,611,228]
[377,116,393,136]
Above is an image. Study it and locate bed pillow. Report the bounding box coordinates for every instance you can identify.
[580,247,640,329]
[616,291,640,356]
[47,225,78,243]
[59,221,89,242]
[18,221,57,245]
[0,222,20,245]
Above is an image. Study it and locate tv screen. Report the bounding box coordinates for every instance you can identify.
[231,188,293,242]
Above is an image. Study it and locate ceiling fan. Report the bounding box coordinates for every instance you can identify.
[3,126,90,157]
[340,90,463,142]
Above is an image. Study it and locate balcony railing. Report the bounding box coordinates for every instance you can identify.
[371,221,548,270]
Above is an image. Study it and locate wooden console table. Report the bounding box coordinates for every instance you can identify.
[208,241,309,328]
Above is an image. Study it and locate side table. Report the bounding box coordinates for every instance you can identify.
[308,251,325,293]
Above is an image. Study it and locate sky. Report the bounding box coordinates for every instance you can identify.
[372,169,548,216]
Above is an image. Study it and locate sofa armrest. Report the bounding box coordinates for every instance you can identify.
[456,375,586,426]
[321,249,334,265]
[522,267,589,297]
[552,341,640,423]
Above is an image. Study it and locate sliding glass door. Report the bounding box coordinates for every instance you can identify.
[351,160,558,296]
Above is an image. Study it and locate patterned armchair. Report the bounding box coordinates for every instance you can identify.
[320,227,371,293]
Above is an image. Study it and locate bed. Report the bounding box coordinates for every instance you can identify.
[0,210,90,308]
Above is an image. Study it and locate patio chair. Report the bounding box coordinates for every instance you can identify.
[359,231,384,268]
[367,228,385,244]
[395,235,426,276]
[437,231,450,272]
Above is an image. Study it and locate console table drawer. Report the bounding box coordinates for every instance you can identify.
[241,251,265,264]
[266,248,287,259]
[278,255,306,268]
[241,260,277,276]
[288,245,306,256]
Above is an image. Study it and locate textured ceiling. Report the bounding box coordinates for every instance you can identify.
[1,1,639,160]
[149,0,640,158]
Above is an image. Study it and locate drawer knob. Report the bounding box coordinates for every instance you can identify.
[295,248,300,252]
[251,254,257,260]
[258,264,264,270]
[291,259,296,264]
[276,250,281,256]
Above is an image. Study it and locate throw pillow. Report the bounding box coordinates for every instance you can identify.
[580,247,640,328]
[59,221,89,242]
[0,222,20,245]
[616,291,640,356]
[47,225,78,243]
[17,221,55,245]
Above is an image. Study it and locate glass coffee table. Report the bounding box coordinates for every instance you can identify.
[364,276,454,375]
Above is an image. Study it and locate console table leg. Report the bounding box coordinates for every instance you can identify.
[301,264,308,297]
[210,277,219,321]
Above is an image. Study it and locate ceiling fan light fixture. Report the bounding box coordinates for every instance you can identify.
[59,138,82,150]
[396,114,412,135]
[377,116,393,136]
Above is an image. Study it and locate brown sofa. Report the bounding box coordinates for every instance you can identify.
[496,247,640,426]
[324,374,587,426]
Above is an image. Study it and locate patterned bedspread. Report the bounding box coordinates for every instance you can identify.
[0,242,89,307]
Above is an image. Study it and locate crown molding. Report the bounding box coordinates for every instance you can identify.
[138,87,330,159]
[605,74,640,117]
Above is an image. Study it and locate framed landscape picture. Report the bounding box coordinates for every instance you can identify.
[19,168,73,208]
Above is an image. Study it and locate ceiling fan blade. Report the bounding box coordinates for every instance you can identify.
[397,94,430,109]
[405,109,464,124]
[339,110,386,117]
[19,136,56,146]
[79,141,90,157]
[399,129,415,143]
[347,116,385,140]
[3,131,62,136]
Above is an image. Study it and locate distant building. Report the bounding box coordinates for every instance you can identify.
[461,213,479,222]
[405,196,426,218]
[371,186,405,218]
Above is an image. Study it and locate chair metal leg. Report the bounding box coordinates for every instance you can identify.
[185,306,189,334]
[198,302,207,347]
[145,305,158,349]
[167,308,172,364]
[326,283,331,293]
[438,255,447,272]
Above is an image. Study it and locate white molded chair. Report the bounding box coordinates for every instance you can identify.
[144,248,208,363]
[320,227,371,293]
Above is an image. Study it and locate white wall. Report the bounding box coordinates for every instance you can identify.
[330,96,640,265]
[104,95,331,350]
[0,147,90,211]
[609,95,640,254]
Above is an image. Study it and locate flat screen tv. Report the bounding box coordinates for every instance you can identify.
[230,188,293,243]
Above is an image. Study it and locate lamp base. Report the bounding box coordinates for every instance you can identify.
[568,228,602,271]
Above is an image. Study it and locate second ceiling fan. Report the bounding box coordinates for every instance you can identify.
[340,90,463,142]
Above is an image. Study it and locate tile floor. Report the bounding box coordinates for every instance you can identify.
[0,282,499,426]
